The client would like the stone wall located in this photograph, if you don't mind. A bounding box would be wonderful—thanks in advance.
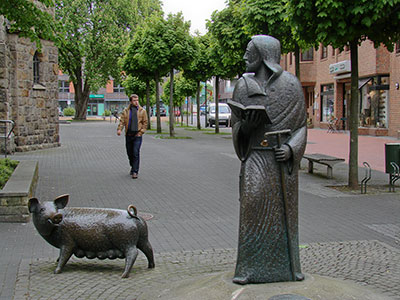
[0,15,60,153]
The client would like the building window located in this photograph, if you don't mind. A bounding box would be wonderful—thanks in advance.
[113,82,124,93]
[59,80,70,93]
[289,53,293,65]
[301,47,313,61]
[320,84,334,122]
[321,46,327,59]
[344,45,350,52]
[332,46,336,57]
[396,41,400,54]
[33,52,40,84]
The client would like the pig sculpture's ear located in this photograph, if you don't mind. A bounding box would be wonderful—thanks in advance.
[28,198,40,213]
[54,194,69,209]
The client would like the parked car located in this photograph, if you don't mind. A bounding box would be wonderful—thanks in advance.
[153,103,167,116]
[206,103,231,127]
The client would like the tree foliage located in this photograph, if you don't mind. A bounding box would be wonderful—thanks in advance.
[0,0,55,48]
[183,35,214,129]
[55,0,161,119]
[207,3,250,79]
[162,72,197,107]
[288,0,400,51]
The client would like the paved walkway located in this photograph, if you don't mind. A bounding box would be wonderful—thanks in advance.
[0,121,399,299]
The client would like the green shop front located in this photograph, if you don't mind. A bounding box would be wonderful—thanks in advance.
[87,94,105,116]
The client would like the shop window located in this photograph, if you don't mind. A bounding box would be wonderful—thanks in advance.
[396,41,400,54]
[320,84,334,122]
[59,80,70,93]
[301,47,314,61]
[113,82,124,93]
[359,76,389,128]
[320,46,327,59]
[33,52,40,84]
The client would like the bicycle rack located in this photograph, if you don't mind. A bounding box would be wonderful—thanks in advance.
[389,162,400,192]
[0,120,15,158]
[361,162,371,194]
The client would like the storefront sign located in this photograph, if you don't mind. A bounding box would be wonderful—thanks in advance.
[329,60,351,74]
[89,94,104,98]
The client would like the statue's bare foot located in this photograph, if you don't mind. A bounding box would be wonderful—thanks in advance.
[295,272,305,281]
[233,276,249,285]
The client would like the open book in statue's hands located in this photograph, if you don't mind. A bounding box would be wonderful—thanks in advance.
[227,100,271,124]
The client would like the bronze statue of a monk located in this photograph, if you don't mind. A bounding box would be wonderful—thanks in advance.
[229,35,307,285]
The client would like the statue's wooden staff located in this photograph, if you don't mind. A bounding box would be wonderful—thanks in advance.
[263,128,295,281]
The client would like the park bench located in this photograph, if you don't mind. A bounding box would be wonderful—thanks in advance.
[303,153,345,179]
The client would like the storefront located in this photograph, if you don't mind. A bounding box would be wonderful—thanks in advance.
[359,75,389,129]
[87,95,105,116]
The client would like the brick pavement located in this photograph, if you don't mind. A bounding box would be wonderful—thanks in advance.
[0,121,399,299]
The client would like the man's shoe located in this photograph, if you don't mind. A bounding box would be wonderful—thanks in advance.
[132,173,138,179]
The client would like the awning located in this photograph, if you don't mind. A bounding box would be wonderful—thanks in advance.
[358,77,372,89]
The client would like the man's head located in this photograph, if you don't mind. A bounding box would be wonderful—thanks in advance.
[130,94,139,107]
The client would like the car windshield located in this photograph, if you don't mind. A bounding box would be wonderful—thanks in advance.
[210,106,230,113]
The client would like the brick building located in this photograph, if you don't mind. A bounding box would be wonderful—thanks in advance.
[282,40,400,137]
[58,76,129,116]
[0,13,60,152]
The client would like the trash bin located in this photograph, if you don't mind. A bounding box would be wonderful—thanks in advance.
[385,143,400,173]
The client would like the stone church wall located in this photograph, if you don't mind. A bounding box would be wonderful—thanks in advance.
[0,15,60,153]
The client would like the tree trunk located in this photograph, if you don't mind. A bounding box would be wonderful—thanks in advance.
[294,43,300,80]
[215,75,220,134]
[73,69,90,120]
[348,40,359,189]
[186,97,189,126]
[169,68,175,137]
[146,79,151,130]
[204,82,208,128]
[155,71,162,133]
[181,103,184,126]
[196,81,201,130]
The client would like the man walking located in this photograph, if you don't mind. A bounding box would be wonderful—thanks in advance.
[117,94,148,179]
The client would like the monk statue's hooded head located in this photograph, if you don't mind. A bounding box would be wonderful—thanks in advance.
[245,35,283,75]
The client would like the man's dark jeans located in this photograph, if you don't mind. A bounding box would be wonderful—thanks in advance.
[125,135,142,174]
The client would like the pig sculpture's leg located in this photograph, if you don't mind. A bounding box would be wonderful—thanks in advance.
[55,246,73,274]
[138,240,155,268]
[121,247,138,278]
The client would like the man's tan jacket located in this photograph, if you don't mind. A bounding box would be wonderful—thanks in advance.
[117,105,148,136]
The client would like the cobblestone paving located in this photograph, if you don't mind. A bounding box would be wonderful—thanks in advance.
[14,240,399,300]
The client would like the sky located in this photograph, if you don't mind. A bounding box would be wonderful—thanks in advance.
[161,0,228,35]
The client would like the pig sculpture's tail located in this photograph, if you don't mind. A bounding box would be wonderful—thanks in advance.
[127,205,140,219]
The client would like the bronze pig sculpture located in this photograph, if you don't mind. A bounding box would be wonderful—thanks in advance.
[28,194,155,278]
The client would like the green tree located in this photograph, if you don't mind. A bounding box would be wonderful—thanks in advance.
[122,13,168,133]
[55,0,161,120]
[207,4,250,133]
[0,0,55,47]
[184,35,214,129]
[159,13,196,137]
[240,0,304,78]
[162,72,197,126]
[121,24,157,130]
[287,0,400,188]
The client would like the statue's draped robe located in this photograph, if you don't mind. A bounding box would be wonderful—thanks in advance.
[231,68,307,283]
